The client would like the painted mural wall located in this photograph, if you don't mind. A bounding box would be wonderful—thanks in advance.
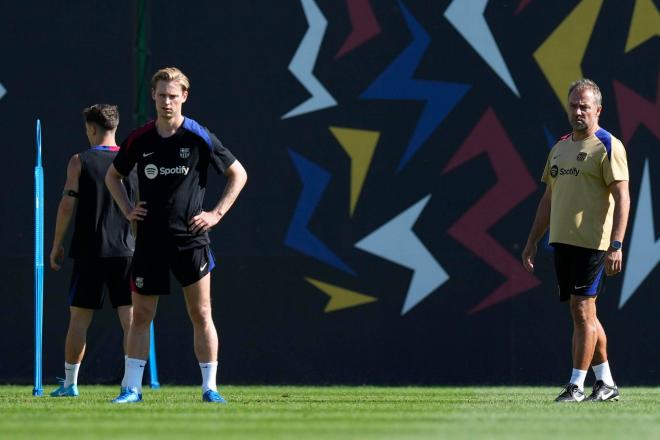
[0,0,658,384]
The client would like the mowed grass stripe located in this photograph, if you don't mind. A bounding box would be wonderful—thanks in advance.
[1,386,660,440]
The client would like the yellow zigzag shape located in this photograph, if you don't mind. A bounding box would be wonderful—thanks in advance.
[329,126,379,216]
[625,0,660,53]
[305,277,377,312]
[533,0,604,109]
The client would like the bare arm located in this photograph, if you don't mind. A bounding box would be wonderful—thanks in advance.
[105,164,147,221]
[605,180,630,276]
[189,160,248,234]
[521,184,552,272]
[50,155,81,270]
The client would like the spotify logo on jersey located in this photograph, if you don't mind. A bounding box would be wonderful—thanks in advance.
[143,164,190,180]
[144,164,158,179]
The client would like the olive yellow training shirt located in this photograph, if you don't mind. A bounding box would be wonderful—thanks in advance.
[542,128,629,251]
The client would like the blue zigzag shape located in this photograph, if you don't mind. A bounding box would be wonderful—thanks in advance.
[543,127,556,148]
[285,149,355,275]
[361,0,470,173]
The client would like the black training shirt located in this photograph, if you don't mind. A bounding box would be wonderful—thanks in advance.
[70,146,136,258]
[113,118,236,250]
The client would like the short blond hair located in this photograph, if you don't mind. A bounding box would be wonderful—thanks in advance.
[568,78,602,106]
[151,67,190,92]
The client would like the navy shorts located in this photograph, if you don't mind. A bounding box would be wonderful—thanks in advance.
[130,245,216,296]
[68,257,132,309]
[552,243,606,302]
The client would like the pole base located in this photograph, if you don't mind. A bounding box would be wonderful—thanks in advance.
[32,388,44,397]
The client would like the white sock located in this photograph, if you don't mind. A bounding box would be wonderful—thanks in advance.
[64,362,80,387]
[121,355,128,388]
[199,361,218,393]
[569,368,588,390]
[592,361,614,386]
[123,357,147,393]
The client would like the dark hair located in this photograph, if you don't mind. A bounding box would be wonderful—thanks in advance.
[82,104,119,130]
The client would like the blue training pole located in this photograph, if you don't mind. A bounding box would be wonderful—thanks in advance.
[33,119,44,396]
[149,322,160,388]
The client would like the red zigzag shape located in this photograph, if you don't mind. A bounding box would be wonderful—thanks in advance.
[443,108,540,313]
[336,0,381,59]
[613,73,660,144]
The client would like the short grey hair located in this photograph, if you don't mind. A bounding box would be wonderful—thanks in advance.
[568,78,602,106]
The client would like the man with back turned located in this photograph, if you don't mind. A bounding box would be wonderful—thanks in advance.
[49,104,136,396]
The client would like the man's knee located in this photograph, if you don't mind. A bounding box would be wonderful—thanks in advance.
[188,303,213,327]
[132,299,156,327]
[68,319,91,334]
[570,297,596,328]
[68,307,93,332]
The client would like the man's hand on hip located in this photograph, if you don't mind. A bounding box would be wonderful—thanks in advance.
[189,211,222,235]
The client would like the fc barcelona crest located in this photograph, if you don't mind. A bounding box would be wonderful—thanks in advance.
[180,147,190,159]
[576,152,587,161]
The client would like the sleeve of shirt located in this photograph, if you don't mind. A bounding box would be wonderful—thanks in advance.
[113,136,138,177]
[206,129,236,174]
[602,138,629,185]
[541,149,552,184]
[123,168,139,204]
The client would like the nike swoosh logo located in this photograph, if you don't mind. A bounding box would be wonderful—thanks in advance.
[574,284,590,290]
[142,152,155,157]
[601,390,614,399]
[200,262,208,271]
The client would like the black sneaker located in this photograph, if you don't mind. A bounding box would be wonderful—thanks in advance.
[555,383,585,402]
[585,380,619,402]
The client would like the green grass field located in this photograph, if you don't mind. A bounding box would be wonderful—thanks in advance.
[1,386,660,439]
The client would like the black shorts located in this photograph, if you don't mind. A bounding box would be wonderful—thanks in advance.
[130,245,215,295]
[68,257,132,309]
[552,243,606,302]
